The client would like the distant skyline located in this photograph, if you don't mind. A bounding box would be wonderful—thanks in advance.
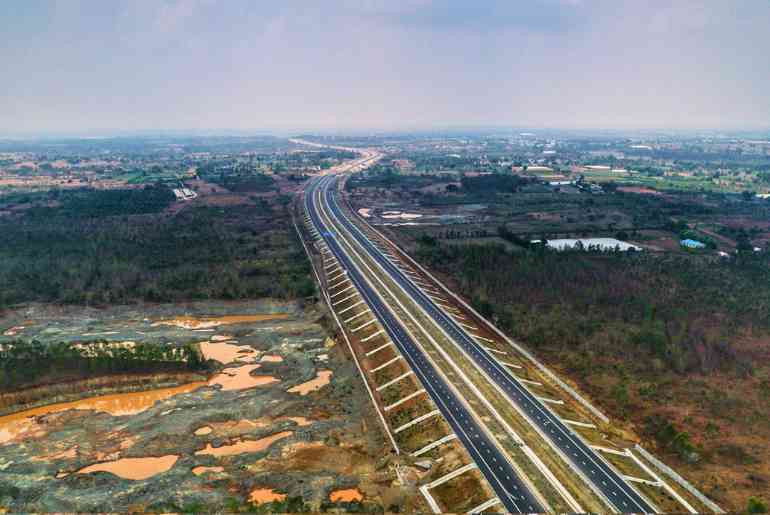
[3,0,770,136]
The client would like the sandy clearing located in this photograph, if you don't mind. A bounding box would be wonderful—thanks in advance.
[330,488,364,503]
[0,382,206,444]
[74,455,179,480]
[287,370,332,396]
[199,341,257,364]
[195,431,293,457]
[208,364,278,391]
[249,488,287,504]
[192,465,224,476]
[152,314,289,330]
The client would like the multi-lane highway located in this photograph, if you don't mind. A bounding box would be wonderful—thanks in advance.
[305,175,544,514]
[289,138,382,174]
[308,171,655,513]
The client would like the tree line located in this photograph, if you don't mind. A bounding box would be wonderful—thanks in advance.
[0,200,315,308]
[0,340,207,392]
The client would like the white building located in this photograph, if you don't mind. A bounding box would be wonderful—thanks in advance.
[537,238,642,252]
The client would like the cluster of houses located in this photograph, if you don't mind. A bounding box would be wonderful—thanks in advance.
[172,187,197,201]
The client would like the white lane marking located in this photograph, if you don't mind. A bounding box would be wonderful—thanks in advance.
[385,389,427,411]
[563,419,596,429]
[467,497,501,514]
[411,433,458,457]
[332,292,359,306]
[351,318,377,333]
[375,371,415,392]
[330,284,355,298]
[361,329,386,342]
[393,409,440,433]
[343,309,371,324]
[338,299,365,314]
[328,277,350,289]
[370,355,403,373]
[424,462,477,489]
[535,396,564,405]
[513,376,542,387]
[365,340,394,357]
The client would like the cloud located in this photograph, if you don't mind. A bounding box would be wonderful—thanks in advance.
[1,0,769,134]
[152,0,205,32]
[362,0,588,32]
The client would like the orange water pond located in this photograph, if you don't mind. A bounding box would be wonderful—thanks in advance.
[74,455,179,480]
[250,488,287,504]
[287,370,332,395]
[195,431,293,457]
[208,364,278,391]
[0,382,205,444]
[330,488,363,502]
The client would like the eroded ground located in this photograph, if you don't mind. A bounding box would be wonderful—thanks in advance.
[0,300,408,511]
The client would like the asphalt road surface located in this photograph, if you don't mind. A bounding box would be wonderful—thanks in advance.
[305,175,544,514]
[320,175,654,514]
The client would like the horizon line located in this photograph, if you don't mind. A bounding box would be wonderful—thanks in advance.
[2,124,770,141]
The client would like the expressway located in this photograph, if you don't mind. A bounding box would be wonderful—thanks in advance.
[316,174,655,514]
[305,175,544,514]
[289,138,382,174]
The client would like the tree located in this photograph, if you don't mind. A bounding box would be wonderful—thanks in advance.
[748,497,768,514]
[417,234,437,247]
[736,235,753,253]
[472,295,494,318]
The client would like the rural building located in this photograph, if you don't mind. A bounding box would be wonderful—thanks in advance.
[536,238,642,252]
[680,239,706,249]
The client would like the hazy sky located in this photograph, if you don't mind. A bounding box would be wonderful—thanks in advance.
[2,0,770,135]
